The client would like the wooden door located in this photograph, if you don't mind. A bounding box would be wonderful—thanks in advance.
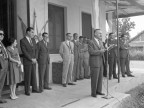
[48,4,65,53]
[82,12,92,39]
[0,0,17,47]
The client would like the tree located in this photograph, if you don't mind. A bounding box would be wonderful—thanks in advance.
[112,18,135,38]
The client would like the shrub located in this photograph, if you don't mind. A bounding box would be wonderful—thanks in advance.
[129,49,144,60]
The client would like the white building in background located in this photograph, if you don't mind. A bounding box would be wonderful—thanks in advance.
[1,0,143,83]
[16,0,109,83]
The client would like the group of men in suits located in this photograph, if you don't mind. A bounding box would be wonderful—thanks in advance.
[103,32,134,80]
[59,33,91,87]
[0,27,134,102]
[20,27,52,96]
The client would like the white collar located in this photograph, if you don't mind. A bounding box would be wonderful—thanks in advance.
[94,37,99,45]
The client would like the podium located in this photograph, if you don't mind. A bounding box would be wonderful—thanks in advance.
[52,62,63,84]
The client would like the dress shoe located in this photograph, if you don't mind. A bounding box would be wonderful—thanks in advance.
[91,94,97,98]
[85,76,90,79]
[44,87,52,90]
[10,94,17,100]
[62,84,67,87]
[127,74,134,77]
[122,75,125,77]
[32,90,40,93]
[0,99,7,103]
[68,83,76,85]
[97,92,105,95]
[74,80,77,82]
[113,76,118,79]
[25,92,30,96]
[79,78,84,80]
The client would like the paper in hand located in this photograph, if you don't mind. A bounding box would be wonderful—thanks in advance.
[107,44,116,51]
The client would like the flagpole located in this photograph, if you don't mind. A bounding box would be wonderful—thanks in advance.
[116,0,120,83]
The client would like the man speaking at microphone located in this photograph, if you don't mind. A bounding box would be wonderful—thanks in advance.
[88,29,105,98]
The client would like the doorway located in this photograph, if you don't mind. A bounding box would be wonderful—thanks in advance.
[82,12,92,39]
[0,0,17,94]
[48,4,65,53]
[0,0,17,47]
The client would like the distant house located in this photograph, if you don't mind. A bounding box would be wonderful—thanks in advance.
[129,30,144,51]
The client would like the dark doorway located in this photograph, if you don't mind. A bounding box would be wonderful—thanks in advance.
[0,0,17,47]
[82,12,92,39]
[48,4,65,53]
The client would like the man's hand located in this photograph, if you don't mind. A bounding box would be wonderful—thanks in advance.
[31,58,37,64]
[100,49,106,53]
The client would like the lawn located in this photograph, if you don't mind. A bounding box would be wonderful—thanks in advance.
[119,83,144,108]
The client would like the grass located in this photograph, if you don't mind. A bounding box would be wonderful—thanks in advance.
[118,83,144,108]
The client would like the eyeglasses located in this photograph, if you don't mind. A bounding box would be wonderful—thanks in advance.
[0,33,4,36]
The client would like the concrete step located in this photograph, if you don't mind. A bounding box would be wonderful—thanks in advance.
[63,92,130,108]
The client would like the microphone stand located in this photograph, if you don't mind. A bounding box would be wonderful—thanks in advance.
[102,39,113,99]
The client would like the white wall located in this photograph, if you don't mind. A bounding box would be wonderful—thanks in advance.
[22,0,107,83]
[99,0,106,41]
[29,0,96,36]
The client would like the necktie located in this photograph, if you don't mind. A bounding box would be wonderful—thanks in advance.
[45,41,47,47]
[69,42,73,54]
[29,38,33,46]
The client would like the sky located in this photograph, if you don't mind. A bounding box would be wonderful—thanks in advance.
[129,15,144,38]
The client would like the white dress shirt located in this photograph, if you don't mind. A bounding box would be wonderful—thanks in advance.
[94,37,100,46]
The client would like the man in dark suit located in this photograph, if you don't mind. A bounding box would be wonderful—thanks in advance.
[107,33,118,80]
[88,29,105,97]
[119,34,134,77]
[36,32,52,92]
[20,27,39,96]
[72,33,79,82]
[0,28,8,103]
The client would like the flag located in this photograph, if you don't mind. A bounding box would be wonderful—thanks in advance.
[18,16,27,37]
[40,20,49,33]
[33,10,39,36]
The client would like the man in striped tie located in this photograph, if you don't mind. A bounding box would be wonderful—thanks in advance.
[59,33,75,87]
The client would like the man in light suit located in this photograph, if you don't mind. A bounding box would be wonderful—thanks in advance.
[36,32,52,93]
[88,29,105,97]
[119,34,134,77]
[72,33,79,82]
[0,28,8,103]
[20,27,39,96]
[59,33,75,87]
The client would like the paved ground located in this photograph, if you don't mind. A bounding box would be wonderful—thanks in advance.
[0,61,144,108]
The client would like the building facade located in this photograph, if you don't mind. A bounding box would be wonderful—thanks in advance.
[1,0,111,83]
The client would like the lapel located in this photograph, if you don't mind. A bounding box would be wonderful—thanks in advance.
[24,37,33,49]
[73,40,79,47]
[92,38,101,49]
[65,41,70,49]
[42,40,48,50]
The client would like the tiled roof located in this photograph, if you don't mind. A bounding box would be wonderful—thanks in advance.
[129,30,144,43]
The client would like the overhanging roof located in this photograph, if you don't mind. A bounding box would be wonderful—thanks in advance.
[102,0,144,18]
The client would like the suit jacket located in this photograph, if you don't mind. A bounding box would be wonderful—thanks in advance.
[59,41,74,60]
[119,39,129,58]
[36,40,50,64]
[20,37,37,65]
[72,40,79,59]
[88,38,104,68]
